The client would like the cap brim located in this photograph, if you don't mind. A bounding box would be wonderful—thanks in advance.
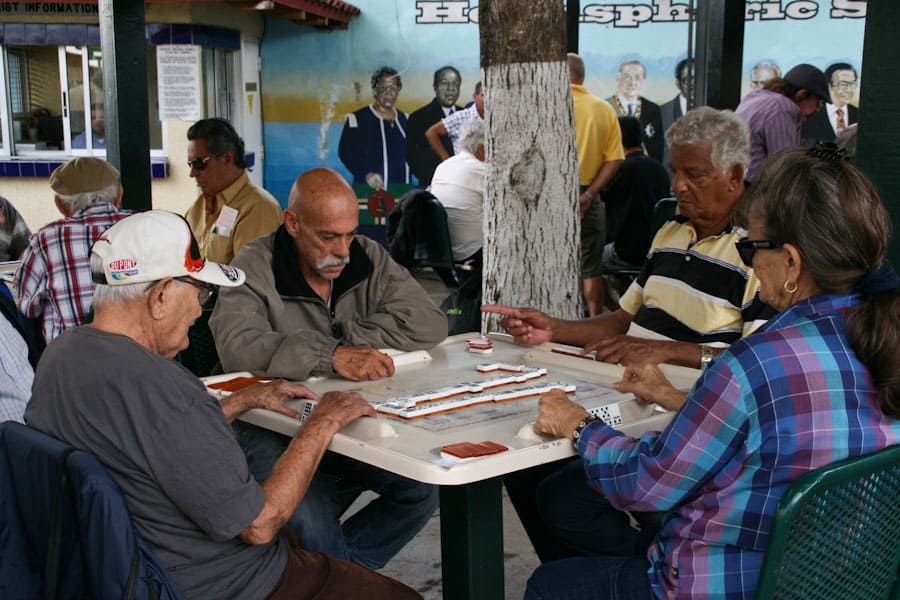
[189,261,245,287]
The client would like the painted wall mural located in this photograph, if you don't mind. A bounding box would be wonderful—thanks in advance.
[260,0,866,203]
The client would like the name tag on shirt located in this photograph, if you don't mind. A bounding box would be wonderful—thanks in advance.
[212,205,239,237]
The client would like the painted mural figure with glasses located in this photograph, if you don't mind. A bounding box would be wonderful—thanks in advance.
[339,66,411,185]
[524,144,900,600]
[184,117,283,265]
[801,62,860,145]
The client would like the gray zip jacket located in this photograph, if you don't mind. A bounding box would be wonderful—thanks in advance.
[210,226,447,380]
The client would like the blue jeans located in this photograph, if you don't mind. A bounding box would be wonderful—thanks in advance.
[537,459,663,557]
[233,422,438,569]
[525,556,655,600]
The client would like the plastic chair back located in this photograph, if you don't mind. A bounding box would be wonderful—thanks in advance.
[755,444,900,600]
[0,421,184,600]
[649,197,677,238]
[414,196,463,289]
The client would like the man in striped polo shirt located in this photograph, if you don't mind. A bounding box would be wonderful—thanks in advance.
[485,106,774,372]
[483,107,777,563]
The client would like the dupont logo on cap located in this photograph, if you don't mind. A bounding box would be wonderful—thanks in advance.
[109,258,139,281]
[90,210,246,289]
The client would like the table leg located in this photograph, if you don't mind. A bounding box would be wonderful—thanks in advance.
[439,478,504,600]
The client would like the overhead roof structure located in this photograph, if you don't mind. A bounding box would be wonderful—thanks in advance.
[187,0,361,29]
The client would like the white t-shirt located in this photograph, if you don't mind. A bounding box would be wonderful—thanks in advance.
[429,151,485,261]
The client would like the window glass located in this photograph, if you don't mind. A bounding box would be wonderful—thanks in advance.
[6,45,62,151]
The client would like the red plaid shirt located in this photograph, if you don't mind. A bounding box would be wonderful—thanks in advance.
[16,203,130,342]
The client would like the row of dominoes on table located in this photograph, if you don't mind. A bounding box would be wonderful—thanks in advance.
[375,363,577,419]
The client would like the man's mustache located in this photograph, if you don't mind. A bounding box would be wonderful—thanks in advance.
[317,255,350,269]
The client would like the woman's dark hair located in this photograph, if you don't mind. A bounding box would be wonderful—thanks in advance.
[186,118,246,169]
[748,147,900,416]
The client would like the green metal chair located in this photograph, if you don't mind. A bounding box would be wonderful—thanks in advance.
[755,444,900,600]
[413,195,479,291]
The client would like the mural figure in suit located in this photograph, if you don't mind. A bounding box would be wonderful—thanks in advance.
[406,66,463,186]
[606,60,664,163]
[660,58,693,167]
[801,62,859,146]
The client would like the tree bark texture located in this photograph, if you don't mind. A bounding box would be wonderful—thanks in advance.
[480,0,582,332]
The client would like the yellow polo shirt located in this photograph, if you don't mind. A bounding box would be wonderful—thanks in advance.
[571,84,625,187]
[185,171,283,264]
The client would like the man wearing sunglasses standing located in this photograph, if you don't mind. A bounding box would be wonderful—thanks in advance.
[185,118,282,265]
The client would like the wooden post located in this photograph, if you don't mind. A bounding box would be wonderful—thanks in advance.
[480,0,582,331]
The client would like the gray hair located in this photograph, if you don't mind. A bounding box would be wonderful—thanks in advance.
[459,118,485,156]
[665,106,750,173]
[89,252,149,307]
[56,182,119,214]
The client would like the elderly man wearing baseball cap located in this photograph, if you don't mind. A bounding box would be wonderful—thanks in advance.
[16,157,131,345]
[25,210,422,600]
[736,62,831,181]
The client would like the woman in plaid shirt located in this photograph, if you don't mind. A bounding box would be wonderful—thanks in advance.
[525,146,900,600]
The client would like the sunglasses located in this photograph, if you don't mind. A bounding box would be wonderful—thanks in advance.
[175,277,216,305]
[735,238,783,267]
[187,156,212,171]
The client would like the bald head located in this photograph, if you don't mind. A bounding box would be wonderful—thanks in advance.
[284,168,359,288]
[567,53,585,84]
[288,167,356,216]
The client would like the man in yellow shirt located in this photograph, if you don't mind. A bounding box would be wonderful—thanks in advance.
[568,53,625,316]
[185,118,282,264]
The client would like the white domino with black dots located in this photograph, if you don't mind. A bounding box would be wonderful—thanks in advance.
[589,403,623,427]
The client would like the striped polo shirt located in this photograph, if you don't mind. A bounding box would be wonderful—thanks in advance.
[620,216,774,346]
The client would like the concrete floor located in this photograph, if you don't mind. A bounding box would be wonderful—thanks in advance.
[360,488,540,599]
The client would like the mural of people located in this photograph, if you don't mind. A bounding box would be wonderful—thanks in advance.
[605,60,664,162]
[660,58,693,165]
[801,62,859,145]
[406,66,463,186]
[338,66,411,185]
[749,60,782,90]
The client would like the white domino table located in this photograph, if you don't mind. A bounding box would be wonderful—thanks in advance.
[207,333,702,600]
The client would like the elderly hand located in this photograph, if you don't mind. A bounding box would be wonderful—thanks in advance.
[304,390,375,434]
[481,304,554,346]
[332,346,395,381]
[612,363,687,411]
[583,335,672,366]
[534,389,590,440]
[228,380,320,420]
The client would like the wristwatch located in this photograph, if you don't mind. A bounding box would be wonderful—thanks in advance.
[572,414,605,442]
[700,345,715,369]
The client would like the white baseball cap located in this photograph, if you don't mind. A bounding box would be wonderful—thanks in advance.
[91,210,246,287]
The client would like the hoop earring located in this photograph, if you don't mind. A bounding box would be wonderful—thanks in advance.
[783,280,798,294]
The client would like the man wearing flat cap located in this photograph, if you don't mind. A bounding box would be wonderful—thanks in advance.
[736,63,830,181]
[26,210,420,599]
[16,157,130,343]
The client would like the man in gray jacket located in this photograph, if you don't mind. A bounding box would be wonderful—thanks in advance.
[210,167,446,569]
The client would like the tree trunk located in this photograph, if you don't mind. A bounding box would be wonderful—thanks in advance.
[480,0,582,332]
